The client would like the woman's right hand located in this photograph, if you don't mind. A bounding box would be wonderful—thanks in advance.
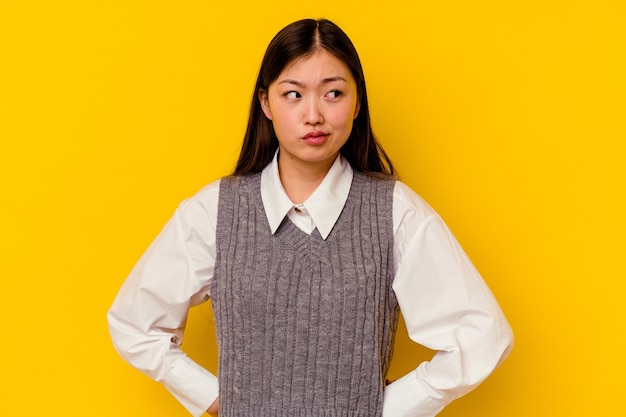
[207,397,219,416]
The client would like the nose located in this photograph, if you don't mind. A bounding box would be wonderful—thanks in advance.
[304,97,324,126]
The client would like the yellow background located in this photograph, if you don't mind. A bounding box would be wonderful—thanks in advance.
[2,0,625,415]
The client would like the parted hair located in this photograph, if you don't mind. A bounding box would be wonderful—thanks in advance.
[233,18,396,176]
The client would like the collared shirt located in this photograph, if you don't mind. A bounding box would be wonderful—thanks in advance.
[108,153,513,417]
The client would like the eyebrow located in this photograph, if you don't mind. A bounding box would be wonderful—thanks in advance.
[277,76,348,87]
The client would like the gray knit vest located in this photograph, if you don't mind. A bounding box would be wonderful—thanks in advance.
[212,171,399,417]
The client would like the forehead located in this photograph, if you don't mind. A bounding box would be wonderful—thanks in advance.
[277,50,354,82]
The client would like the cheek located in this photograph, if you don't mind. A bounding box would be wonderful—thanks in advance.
[271,112,298,130]
[268,108,300,139]
[328,104,357,128]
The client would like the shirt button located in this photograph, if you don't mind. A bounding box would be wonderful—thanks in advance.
[294,207,302,214]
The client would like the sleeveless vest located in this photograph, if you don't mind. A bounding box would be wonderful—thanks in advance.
[212,171,399,417]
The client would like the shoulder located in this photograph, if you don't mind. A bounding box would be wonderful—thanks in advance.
[392,181,438,224]
[177,173,261,209]
[353,171,395,183]
[178,173,262,216]
[214,173,262,192]
[178,179,221,211]
[174,179,222,231]
[352,172,397,194]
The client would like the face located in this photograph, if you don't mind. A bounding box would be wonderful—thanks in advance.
[259,50,360,173]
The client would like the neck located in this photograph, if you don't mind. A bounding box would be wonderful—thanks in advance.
[278,154,336,204]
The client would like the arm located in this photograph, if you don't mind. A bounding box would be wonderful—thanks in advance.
[107,181,222,416]
[382,182,513,417]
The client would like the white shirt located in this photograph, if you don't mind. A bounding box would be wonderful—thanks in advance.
[108,154,513,417]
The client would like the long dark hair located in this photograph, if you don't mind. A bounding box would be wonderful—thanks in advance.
[234,18,395,176]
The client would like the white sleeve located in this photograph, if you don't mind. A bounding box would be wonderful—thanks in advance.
[382,182,513,417]
[107,180,221,416]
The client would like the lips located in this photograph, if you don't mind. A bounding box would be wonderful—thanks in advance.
[303,131,328,139]
[302,131,329,145]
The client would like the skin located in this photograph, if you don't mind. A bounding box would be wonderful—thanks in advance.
[259,50,360,203]
[207,398,218,415]
[206,50,360,415]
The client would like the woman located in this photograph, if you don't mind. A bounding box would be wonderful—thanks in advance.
[108,18,513,417]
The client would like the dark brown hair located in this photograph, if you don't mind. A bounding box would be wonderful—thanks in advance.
[233,18,395,176]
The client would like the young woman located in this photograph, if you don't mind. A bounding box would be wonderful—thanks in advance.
[108,18,513,417]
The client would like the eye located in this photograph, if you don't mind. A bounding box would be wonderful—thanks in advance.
[284,91,301,99]
[326,90,343,99]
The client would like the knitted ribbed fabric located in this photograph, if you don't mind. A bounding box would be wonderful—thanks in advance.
[212,171,399,417]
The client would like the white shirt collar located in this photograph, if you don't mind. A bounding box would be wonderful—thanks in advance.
[260,151,353,240]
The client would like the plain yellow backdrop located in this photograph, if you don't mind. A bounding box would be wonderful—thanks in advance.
[1,0,625,416]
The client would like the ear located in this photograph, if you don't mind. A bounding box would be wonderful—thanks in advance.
[259,89,272,120]
[353,97,361,120]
